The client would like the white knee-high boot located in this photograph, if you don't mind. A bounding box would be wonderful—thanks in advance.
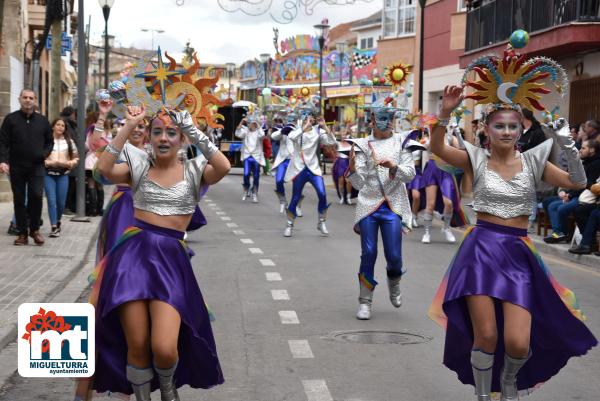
[126,365,154,401]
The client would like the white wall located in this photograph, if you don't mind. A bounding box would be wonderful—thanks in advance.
[356,27,381,49]
[10,57,24,112]
[423,64,464,114]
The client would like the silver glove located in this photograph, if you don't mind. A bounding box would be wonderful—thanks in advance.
[168,109,218,159]
[542,118,586,186]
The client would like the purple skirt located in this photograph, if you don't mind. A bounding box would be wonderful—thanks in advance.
[187,205,207,231]
[406,165,424,191]
[91,219,224,395]
[429,220,597,395]
[96,186,134,264]
[419,161,468,227]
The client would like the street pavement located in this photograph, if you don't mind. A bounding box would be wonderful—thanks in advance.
[0,173,599,400]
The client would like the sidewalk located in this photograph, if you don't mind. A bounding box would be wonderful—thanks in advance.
[0,199,101,353]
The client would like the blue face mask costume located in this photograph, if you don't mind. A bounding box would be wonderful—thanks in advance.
[373,108,396,132]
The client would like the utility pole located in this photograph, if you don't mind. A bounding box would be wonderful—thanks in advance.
[49,18,62,120]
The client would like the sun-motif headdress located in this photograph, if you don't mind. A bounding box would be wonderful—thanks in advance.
[108,47,231,129]
[462,30,568,121]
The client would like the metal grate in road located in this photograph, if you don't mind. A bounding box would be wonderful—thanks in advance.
[326,330,432,345]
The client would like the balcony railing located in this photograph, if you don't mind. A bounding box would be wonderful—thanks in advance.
[465,0,600,51]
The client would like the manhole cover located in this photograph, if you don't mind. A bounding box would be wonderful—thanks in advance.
[326,330,432,345]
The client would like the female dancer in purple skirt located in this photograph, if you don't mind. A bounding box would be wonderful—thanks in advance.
[428,43,597,400]
[420,126,467,244]
[78,105,230,401]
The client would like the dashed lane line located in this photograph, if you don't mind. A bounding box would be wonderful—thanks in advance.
[288,340,314,358]
[240,238,254,244]
[279,310,300,324]
[232,230,246,235]
[259,259,275,266]
[248,247,263,254]
[302,380,333,401]
[220,216,232,221]
[266,272,282,281]
[226,223,239,228]
[271,289,290,300]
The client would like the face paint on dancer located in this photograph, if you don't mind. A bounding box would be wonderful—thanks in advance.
[484,109,522,150]
[150,114,184,158]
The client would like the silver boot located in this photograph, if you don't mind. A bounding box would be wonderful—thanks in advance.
[471,349,494,401]
[126,365,154,401]
[387,276,402,308]
[421,212,433,244]
[275,191,287,214]
[283,219,294,237]
[317,212,329,236]
[500,352,530,401]
[155,362,180,401]
[356,282,373,320]
[296,195,304,217]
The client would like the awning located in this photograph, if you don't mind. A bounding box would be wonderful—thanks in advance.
[325,85,361,98]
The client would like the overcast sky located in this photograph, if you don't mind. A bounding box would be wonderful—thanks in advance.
[85,0,381,64]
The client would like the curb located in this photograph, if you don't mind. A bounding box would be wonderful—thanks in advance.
[0,227,98,353]
[529,236,600,273]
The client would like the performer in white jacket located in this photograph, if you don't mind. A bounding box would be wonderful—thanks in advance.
[271,111,297,213]
[235,116,265,203]
[283,107,337,237]
[347,106,416,320]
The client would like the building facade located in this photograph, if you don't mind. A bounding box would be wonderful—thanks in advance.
[461,0,600,124]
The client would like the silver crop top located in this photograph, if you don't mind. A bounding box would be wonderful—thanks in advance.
[122,145,207,215]
[463,139,553,219]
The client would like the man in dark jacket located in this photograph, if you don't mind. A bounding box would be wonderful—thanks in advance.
[518,108,546,152]
[0,89,53,245]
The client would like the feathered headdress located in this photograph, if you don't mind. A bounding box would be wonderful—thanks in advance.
[462,30,568,118]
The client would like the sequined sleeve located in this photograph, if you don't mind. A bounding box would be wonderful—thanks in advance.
[391,147,416,184]
[347,149,367,190]
[186,155,209,202]
[123,143,150,191]
[522,138,553,187]
[463,141,487,185]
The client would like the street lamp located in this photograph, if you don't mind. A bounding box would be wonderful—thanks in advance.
[259,53,270,113]
[141,28,165,50]
[336,41,348,87]
[418,0,426,111]
[98,0,115,89]
[259,53,270,89]
[226,62,236,100]
[314,21,330,116]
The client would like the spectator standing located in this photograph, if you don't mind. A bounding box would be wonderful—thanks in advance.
[0,89,53,245]
[569,178,600,255]
[85,102,112,216]
[60,106,78,214]
[584,120,599,142]
[518,108,546,151]
[44,119,79,237]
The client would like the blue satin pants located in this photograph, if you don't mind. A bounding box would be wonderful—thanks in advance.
[243,156,261,191]
[275,159,290,196]
[358,202,404,289]
[287,167,329,218]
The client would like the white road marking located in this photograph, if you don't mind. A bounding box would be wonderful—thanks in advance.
[266,272,282,281]
[279,310,299,324]
[226,223,239,228]
[288,340,314,358]
[240,238,254,244]
[271,289,290,300]
[302,380,333,401]
[220,216,232,221]
[248,247,263,254]
[232,230,246,235]
[259,259,275,266]
[216,211,226,215]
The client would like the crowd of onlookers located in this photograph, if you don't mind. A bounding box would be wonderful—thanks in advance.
[0,89,126,245]
[1,89,599,256]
